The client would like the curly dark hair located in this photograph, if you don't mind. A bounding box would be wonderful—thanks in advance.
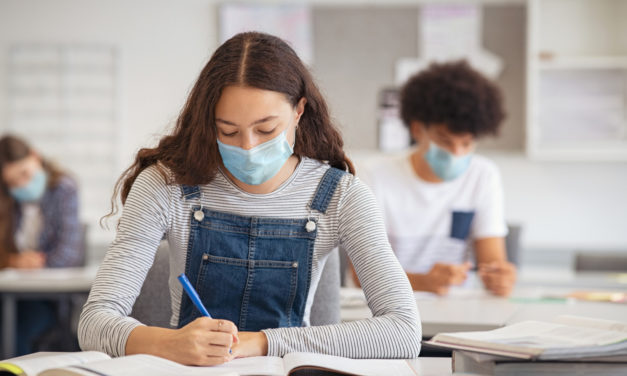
[400,60,505,137]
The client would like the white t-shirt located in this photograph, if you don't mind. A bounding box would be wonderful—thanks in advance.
[15,203,43,252]
[359,150,507,274]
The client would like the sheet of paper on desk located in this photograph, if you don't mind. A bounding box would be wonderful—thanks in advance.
[38,354,238,376]
[427,315,627,360]
[0,351,110,376]
[210,356,286,376]
[282,352,416,376]
[211,353,417,376]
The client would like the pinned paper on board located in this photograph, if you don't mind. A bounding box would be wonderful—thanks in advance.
[219,4,313,64]
[395,4,503,85]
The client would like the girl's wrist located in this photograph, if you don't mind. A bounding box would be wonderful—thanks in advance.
[258,331,269,356]
[234,331,269,357]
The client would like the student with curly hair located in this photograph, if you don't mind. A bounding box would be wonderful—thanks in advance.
[359,61,516,297]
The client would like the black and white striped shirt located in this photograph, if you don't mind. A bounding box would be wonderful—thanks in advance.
[78,157,421,358]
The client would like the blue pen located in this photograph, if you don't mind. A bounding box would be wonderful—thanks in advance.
[177,273,212,318]
[178,273,234,354]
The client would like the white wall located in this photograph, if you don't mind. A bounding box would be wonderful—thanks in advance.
[0,0,219,244]
[487,152,627,251]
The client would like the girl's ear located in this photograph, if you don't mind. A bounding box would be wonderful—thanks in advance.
[295,97,307,121]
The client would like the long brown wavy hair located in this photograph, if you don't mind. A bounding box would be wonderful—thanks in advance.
[106,32,354,221]
[0,134,65,268]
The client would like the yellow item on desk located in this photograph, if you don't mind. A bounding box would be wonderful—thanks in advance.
[567,291,627,303]
[0,352,109,376]
[0,362,24,375]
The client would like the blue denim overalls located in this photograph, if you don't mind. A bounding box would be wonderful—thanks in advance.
[177,167,346,331]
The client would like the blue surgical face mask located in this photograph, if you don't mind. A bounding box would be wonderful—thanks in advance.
[217,129,294,185]
[10,169,48,202]
[424,142,472,181]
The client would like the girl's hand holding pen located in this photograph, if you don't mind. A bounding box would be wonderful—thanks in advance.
[169,273,239,365]
[125,318,239,366]
[166,317,239,366]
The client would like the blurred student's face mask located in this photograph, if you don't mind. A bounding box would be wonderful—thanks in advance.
[217,129,294,185]
[10,169,48,202]
[424,142,472,181]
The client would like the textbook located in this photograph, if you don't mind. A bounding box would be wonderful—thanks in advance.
[452,350,627,376]
[423,315,627,361]
[0,351,417,376]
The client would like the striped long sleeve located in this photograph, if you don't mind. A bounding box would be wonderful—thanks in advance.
[78,159,421,359]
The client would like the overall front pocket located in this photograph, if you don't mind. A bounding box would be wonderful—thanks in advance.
[196,253,299,331]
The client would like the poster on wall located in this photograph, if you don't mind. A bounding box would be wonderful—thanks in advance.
[219,4,313,64]
[396,4,503,85]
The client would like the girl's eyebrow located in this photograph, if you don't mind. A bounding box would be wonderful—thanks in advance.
[215,115,278,127]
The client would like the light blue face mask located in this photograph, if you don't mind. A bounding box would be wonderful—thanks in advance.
[217,129,294,185]
[10,169,48,202]
[424,142,472,181]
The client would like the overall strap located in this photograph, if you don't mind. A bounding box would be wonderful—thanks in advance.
[309,167,347,214]
[181,185,201,200]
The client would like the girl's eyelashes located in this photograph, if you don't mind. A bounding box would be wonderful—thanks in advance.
[258,127,277,135]
[218,126,278,137]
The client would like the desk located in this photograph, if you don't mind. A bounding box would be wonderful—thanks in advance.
[408,357,452,375]
[341,270,627,338]
[5,352,453,375]
[0,266,98,358]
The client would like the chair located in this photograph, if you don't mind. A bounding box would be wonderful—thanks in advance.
[505,224,522,266]
[310,248,341,325]
[32,223,91,353]
[574,251,627,272]
[130,242,341,327]
[130,241,172,327]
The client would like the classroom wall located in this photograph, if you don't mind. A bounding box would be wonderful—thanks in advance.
[0,0,625,257]
[312,4,527,151]
[0,0,219,244]
[489,152,627,252]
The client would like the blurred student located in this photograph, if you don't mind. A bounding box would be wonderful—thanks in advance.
[359,61,516,297]
[0,134,83,355]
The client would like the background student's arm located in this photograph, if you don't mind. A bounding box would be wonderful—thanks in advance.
[407,263,472,295]
[78,166,238,366]
[351,261,471,295]
[471,163,516,297]
[475,237,516,296]
[7,250,46,268]
[261,176,421,359]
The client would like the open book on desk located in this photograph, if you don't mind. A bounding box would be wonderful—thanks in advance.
[452,350,627,376]
[0,351,417,376]
[423,315,627,361]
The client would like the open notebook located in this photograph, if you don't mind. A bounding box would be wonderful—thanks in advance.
[0,351,417,376]
[424,315,627,361]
